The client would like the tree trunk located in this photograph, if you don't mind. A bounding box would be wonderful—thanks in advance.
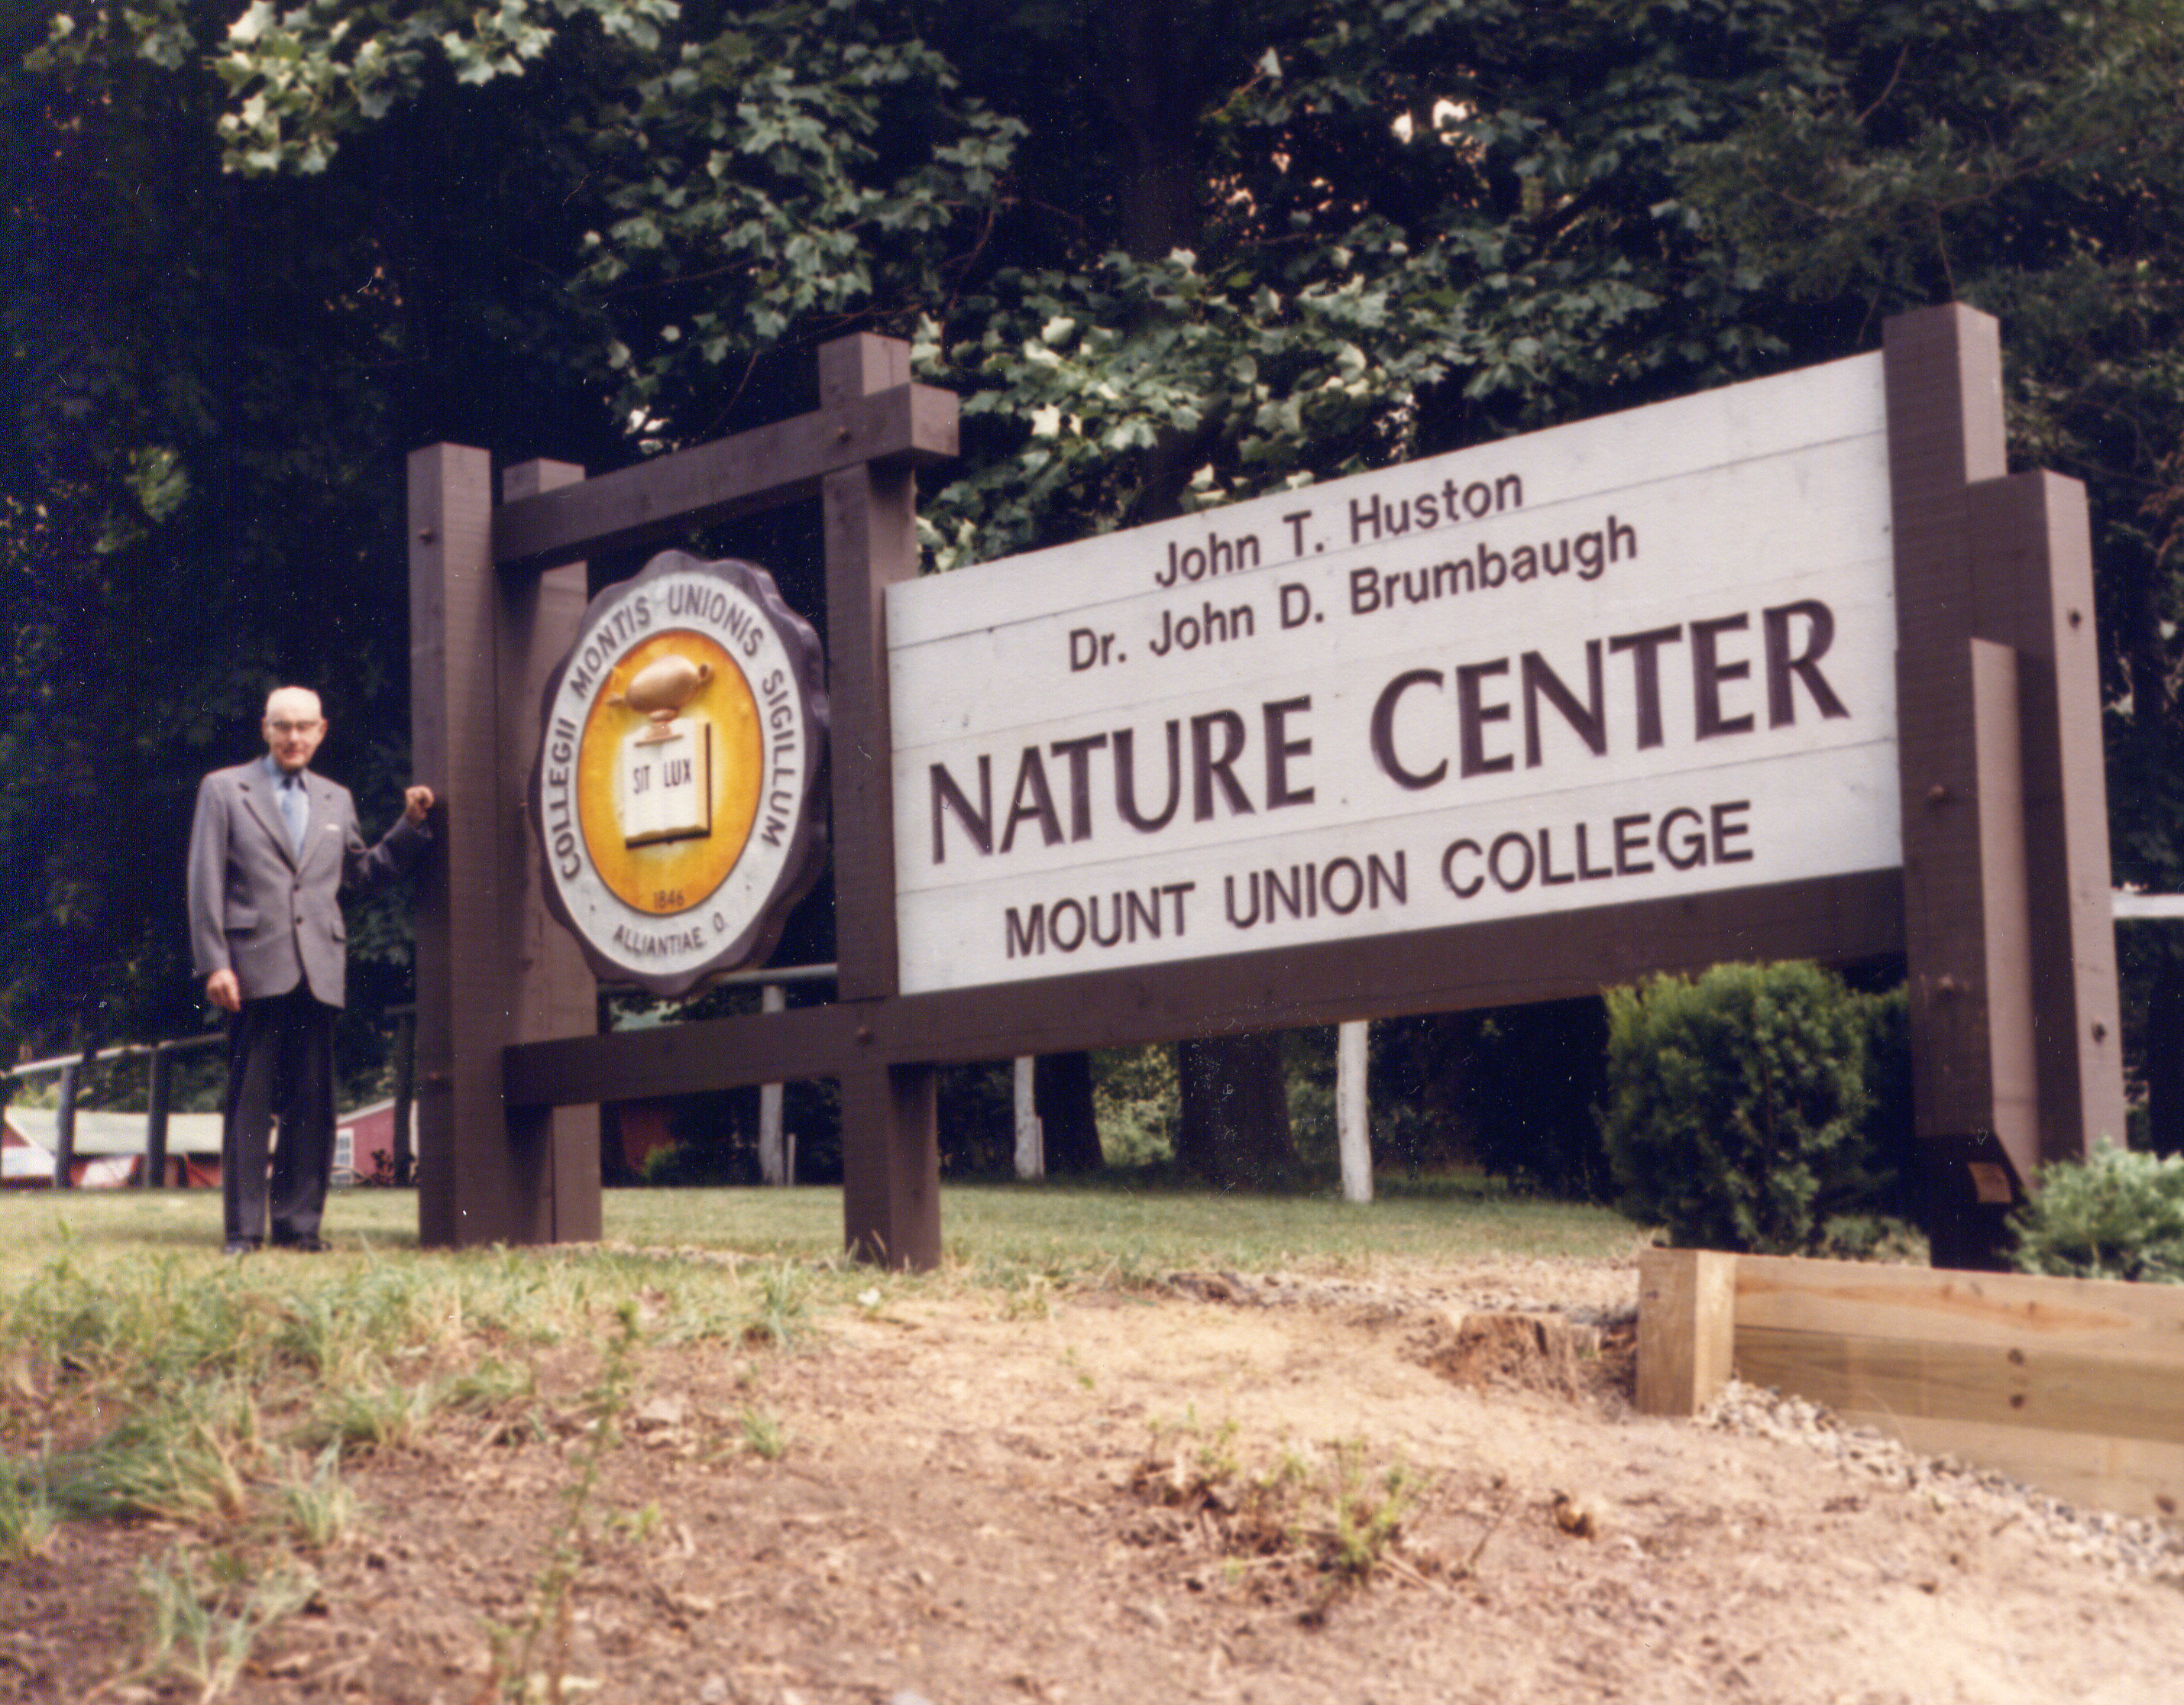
[1176,1032,1296,1187]
[986,0,1291,1184]
[1094,0,1210,267]
[1035,1051,1104,1173]
[1088,1,1297,1184]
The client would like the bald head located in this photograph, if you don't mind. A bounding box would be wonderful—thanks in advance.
[265,686,322,723]
[263,686,327,773]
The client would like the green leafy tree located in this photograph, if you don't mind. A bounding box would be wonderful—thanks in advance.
[8,0,2184,1161]
[1672,0,2184,1150]
[1459,998,1615,1203]
[3,0,642,1079]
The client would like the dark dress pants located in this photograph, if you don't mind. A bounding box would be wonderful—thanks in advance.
[222,986,337,1245]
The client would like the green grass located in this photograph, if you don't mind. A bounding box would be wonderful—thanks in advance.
[0,1176,1642,1286]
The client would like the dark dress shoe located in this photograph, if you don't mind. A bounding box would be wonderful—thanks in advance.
[223,1240,260,1257]
[273,1234,329,1253]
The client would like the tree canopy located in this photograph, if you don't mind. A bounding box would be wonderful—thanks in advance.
[7,0,2182,1132]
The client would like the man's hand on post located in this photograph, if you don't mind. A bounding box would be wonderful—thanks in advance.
[403,785,435,825]
[206,969,241,1013]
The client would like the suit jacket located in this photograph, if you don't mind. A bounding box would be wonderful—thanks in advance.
[187,760,429,1009]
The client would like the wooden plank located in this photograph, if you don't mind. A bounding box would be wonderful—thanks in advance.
[877,867,1905,1066]
[1636,1248,1737,1416]
[1727,1256,2184,1517]
[504,1001,868,1108]
[1733,1253,2184,1354]
[821,339,918,1005]
[502,867,1904,1103]
[841,1061,940,1270]
[411,442,533,1247]
[493,383,957,571]
[1863,1413,2184,1522]
[1969,637,2039,1180]
[1736,1325,2184,1447]
[1884,306,2010,1140]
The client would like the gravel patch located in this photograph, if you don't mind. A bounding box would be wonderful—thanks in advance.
[1700,1378,2184,1582]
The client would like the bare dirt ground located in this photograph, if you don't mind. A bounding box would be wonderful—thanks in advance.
[7,1254,2182,1703]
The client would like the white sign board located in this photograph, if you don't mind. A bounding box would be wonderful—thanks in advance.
[888,354,1899,995]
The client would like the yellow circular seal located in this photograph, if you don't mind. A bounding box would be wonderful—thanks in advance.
[574,630,763,915]
[532,552,830,995]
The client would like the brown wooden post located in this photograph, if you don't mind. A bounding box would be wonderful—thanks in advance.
[1884,304,2124,1267]
[53,1057,79,1189]
[410,444,501,1245]
[1636,1248,1737,1417]
[498,459,603,1241]
[144,1041,172,1189]
[1885,306,2020,1267]
[390,1007,416,1186]
[821,334,940,1269]
[409,447,602,1247]
[1966,474,2128,1163]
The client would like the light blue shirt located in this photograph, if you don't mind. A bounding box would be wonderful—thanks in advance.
[261,755,309,855]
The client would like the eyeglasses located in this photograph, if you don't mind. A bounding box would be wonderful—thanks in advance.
[267,720,323,736]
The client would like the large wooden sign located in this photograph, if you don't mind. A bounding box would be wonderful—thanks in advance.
[891,357,1899,993]
[414,306,2126,1273]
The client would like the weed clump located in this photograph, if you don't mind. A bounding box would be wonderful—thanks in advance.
[1128,1418,1432,1601]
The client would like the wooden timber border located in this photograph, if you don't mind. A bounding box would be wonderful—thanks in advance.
[1636,1247,2184,1520]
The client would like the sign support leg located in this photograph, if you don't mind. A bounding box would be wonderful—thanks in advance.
[1966,473,2126,1166]
[1883,305,2125,1267]
[409,445,601,1247]
[820,334,941,1268]
[498,460,602,1242]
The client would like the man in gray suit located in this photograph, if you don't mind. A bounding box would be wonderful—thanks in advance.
[188,686,435,1253]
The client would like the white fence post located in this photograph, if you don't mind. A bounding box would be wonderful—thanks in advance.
[1337,1020,1371,1203]
[758,984,788,1185]
[1013,1056,1043,1179]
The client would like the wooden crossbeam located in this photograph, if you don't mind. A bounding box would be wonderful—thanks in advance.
[506,1001,870,1109]
[503,869,1905,1107]
[493,383,959,571]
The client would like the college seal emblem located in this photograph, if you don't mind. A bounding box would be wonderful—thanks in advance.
[531,551,829,995]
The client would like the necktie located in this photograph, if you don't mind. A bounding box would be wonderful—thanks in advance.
[278,775,308,854]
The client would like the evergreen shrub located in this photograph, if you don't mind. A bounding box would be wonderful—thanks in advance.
[2010,1144,2184,1283]
[1600,961,1901,1254]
